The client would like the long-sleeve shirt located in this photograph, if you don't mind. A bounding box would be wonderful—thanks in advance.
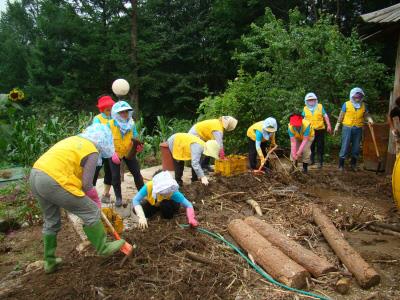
[167,136,204,178]
[80,152,98,192]
[132,184,193,208]
[255,130,276,151]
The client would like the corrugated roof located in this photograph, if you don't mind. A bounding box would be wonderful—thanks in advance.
[361,3,400,23]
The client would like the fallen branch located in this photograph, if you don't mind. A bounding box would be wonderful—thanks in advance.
[373,222,400,233]
[369,225,400,237]
[312,205,380,289]
[246,199,262,216]
[185,250,218,266]
[212,192,246,200]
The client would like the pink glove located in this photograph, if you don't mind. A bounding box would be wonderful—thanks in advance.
[186,207,199,227]
[219,148,225,159]
[111,152,121,165]
[290,137,297,160]
[86,188,101,209]
[136,143,144,153]
[296,137,309,157]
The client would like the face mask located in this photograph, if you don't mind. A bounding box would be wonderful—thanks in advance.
[307,100,317,107]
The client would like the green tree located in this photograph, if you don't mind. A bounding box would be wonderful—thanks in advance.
[200,8,390,152]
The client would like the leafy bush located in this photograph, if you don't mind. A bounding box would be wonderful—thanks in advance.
[8,112,92,166]
[0,177,42,226]
[199,9,390,154]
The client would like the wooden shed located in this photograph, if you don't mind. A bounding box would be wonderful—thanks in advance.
[361,3,400,174]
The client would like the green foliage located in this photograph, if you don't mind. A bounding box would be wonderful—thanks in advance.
[0,178,42,226]
[200,9,390,153]
[8,112,92,166]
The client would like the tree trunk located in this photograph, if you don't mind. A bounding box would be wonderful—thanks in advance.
[244,216,335,277]
[228,219,310,288]
[130,0,139,116]
[312,205,380,289]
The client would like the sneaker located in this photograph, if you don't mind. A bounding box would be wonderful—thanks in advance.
[338,166,344,172]
[101,194,111,204]
[318,163,323,169]
[115,198,123,207]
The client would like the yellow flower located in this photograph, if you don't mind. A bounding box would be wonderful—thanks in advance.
[8,88,25,102]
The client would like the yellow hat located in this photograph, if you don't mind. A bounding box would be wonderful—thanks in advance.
[203,140,220,159]
[221,116,238,131]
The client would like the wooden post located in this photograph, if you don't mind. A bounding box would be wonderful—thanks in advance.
[312,206,380,289]
[244,216,336,277]
[228,219,310,288]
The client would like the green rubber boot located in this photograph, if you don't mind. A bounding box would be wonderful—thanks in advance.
[43,234,62,274]
[83,220,125,256]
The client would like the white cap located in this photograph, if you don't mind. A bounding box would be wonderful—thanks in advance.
[305,92,317,101]
[112,79,130,96]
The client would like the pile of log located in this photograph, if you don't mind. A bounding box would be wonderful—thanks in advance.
[228,207,381,291]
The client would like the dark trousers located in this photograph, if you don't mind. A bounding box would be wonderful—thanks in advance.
[173,159,199,185]
[310,129,325,164]
[248,138,267,170]
[110,156,144,200]
[92,158,112,186]
[201,156,211,169]
[142,201,180,219]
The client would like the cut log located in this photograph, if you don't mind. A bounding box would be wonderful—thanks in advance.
[244,216,335,277]
[312,205,380,289]
[335,277,351,295]
[228,219,310,288]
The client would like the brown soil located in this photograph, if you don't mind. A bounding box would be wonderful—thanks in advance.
[1,164,400,299]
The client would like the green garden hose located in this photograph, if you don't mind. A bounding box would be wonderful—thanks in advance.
[180,224,330,300]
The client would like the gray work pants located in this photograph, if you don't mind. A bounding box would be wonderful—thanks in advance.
[29,169,100,235]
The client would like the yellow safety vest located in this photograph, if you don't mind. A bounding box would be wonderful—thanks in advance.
[109,119,133,158]
[33,136,98,197]
[145,181,172,207]
[247,121,264,141]
[194,119,224,141]
[303,104,325,130]
[342,101,366,128]
[94,113,110,125]
[288,119,315,140]
[172,133,205,161]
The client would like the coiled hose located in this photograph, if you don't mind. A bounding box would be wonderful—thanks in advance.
[180,224,330,300]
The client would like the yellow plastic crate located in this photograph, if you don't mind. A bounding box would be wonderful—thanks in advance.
[215,155,248,177]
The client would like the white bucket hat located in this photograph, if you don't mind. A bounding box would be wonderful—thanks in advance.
[203,140,220,159]
[221,116,238,131]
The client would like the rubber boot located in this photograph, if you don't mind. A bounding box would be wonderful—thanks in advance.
[83,220,125,256]
[43,234,62,274]
[338,158,345,172]
[350,157,357,172]
[302,163,308,173]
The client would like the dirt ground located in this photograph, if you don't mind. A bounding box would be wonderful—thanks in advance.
[1,164,400,300]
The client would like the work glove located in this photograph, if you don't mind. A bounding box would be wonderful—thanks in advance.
[326,124,332,134]
[201,176,209,186]
[136,143,144,153]
[134,205,148,229]
[111,152,121,165]
[219,148,226,160]
[186,207,199,227]
[333,123,341,136]
[367,117,374,125]
[86,188,101,209]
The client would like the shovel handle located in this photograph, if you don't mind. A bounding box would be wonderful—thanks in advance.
[101,211,121,240]
[368,123,380,159]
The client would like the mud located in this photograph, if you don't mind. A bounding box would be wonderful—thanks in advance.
[1,165,399,299]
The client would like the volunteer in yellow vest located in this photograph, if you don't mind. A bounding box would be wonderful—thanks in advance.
[188,116,238,172]
[92,95,115,203]
[302,92,332,169]
[247,117,278,170]
[288,114,315,173]
[108,101,144,207]
[29,124,125,274]
[334,87,373,171]
[387,96,400,156]
[131,170,198,229]
[167,133,220,186]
